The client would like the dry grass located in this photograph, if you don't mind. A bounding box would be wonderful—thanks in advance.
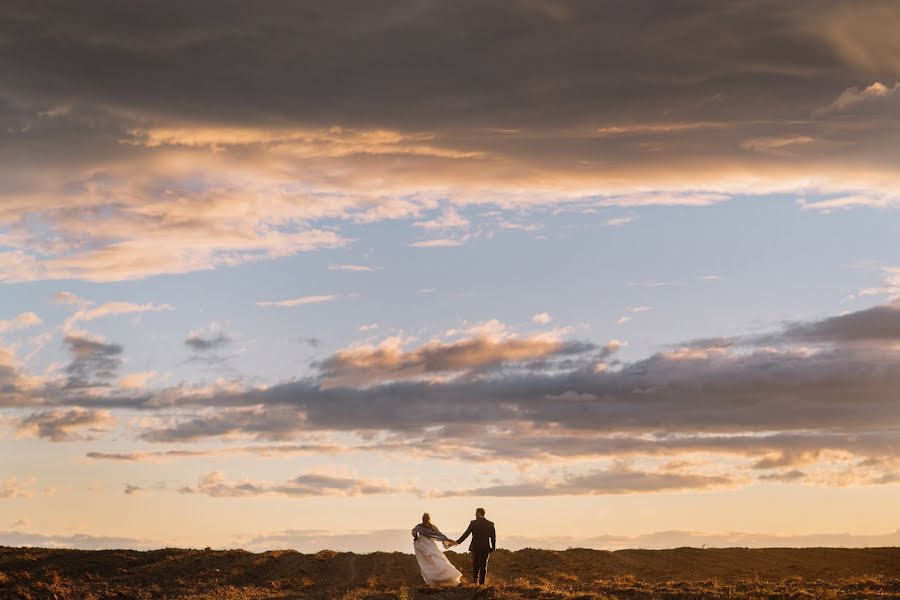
[0,546,898,599]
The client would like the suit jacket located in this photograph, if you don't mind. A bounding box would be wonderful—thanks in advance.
[457,517,496,552]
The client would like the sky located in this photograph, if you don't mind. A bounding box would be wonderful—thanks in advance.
[1,0,900,552]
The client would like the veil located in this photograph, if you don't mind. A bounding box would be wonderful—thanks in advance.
[412,524,456,548]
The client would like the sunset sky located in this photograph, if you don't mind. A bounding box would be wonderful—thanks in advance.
[2,1,900,552]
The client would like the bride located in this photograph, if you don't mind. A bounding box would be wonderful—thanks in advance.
[411,513,463,586]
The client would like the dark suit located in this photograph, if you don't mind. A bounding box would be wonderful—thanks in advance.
[456,517,496,584]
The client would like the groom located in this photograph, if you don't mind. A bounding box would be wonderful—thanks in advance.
[456,507,496,585]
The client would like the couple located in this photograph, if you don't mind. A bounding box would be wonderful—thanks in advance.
[411,507,497,587]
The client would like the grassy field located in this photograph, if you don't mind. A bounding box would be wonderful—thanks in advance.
[1,546,899,599]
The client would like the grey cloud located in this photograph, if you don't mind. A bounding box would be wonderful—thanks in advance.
[184,331,232,352]
[0,530,159,550]
[137,343,900,436]
[62,334,123,389]
[0,362,35,407]
[86,428,900,481]
[2,2,900,281]
[86,443,344,461]
[780,302,900,343]
[271,474,394,497]
[687,302,900,347]
[138,406,307,442]
[438,466,736,497]
[0,1,887,129]
[397,429,900,467]
[758,469,806,482]
[182,326,238,371]
[179,471,399,498]
[15,408,113,441]
[14,302,900,489]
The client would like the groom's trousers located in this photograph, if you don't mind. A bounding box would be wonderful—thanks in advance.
[472,550,490,585]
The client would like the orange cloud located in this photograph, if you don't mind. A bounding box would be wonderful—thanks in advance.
[0,312,41,334]
[318,333,584,388]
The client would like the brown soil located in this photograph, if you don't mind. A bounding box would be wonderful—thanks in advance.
[0,545,898,599]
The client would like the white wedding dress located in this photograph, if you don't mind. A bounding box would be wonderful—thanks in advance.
[414,535,462,586]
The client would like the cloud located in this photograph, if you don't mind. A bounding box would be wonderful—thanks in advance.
[110,303,900,491]
[257,294,342,308]
[0,477,36,499]
[117,370,158,389]
[53,291,85,305]
[850,266,900,300]
[498,221,542,232]
[14,408,114,441]
[353,199,422,223]
[598,194,730,208]
[414,208,470,229]
[409,238,466,248]
[778,301,900,343]
[531,312,552,324]
[1,524,896,553]
[821,82,900,113]
[758,469,807,482]
[0,312,42,334]
[4,3,900,281]
[0,530,159,550]
[86,443,345,462]
[317,333,597,387]
[139,406,308,443]
[240,528,420,553]
[358,323,378,332]
[179,471,399,498]
[239,526,900,553]
[148,340,900,439]
[184,323,232,352]
[0,345,43,407]
[799,194,897,211]
[5,301,900,491]
[62,333,123,389]
[740,136,820,156]
[439,465,737,497]
[688,301,900,348]
[65,301,174,329]
[627,280,684,288]
[329,264,373,272]
[127,124,478,159]
[1,184,348,282]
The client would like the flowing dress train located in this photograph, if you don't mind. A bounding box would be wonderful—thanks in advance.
[412,526,462,586]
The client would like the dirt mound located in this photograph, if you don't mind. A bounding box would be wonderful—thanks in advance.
[0,545,898,599]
